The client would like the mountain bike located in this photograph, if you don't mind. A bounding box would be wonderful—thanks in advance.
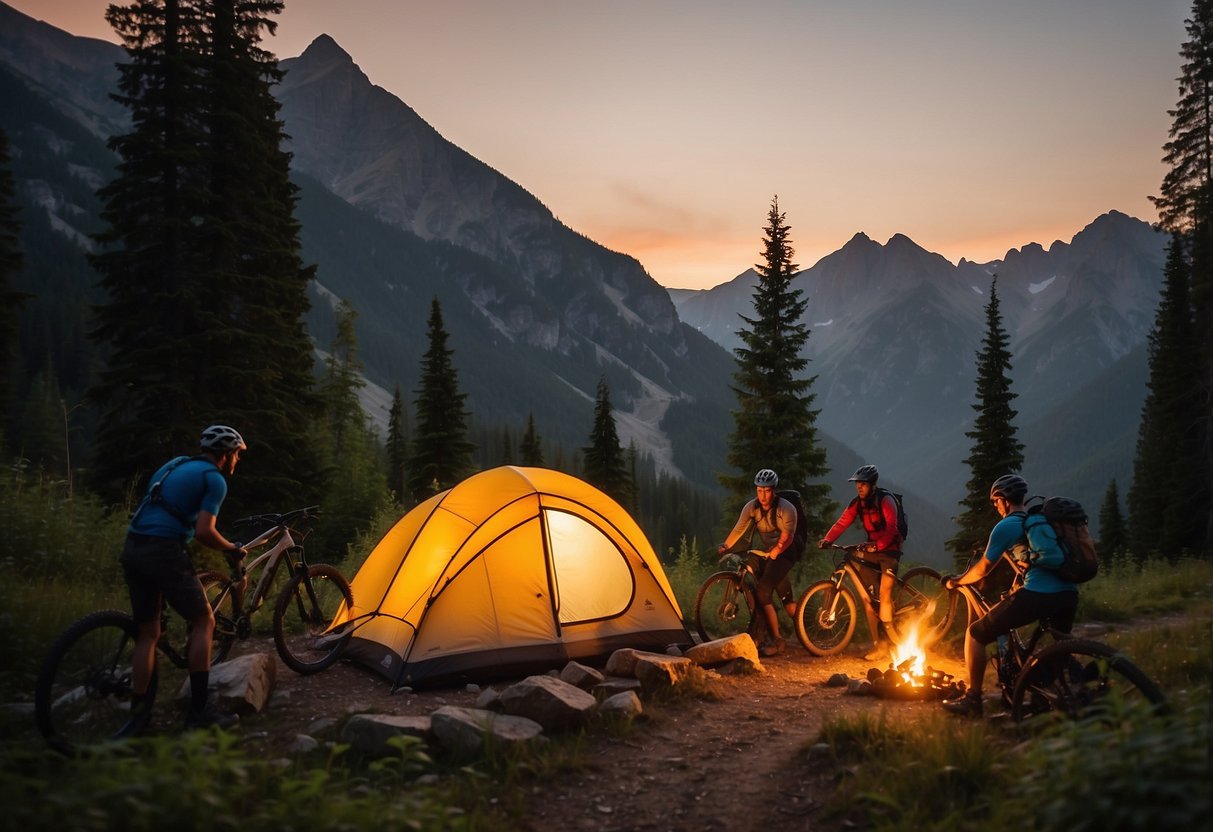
[946,552,1167,721]
[207,505,353,675]
[34,506,353,754]
[794,543,954,656]
[693,548,764,642]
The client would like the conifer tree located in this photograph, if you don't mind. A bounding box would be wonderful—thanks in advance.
[520,413,544,467]
[385,384,408,504]
[583,376,631,505]
[0,128,27,432]
[721,196,832,531]
[1098,478,1127,560]
[88,0,318,511]
[312,299,386,558]
[1127,235,1205,556]
[947,277,1024,568]
[407,297,474,500]
[1152,0,1213,550]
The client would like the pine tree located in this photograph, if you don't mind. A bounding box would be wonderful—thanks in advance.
[947,276,1025,569]
[1126,235,1205,556]
[582,376,631,505]
[721,196,832,531]
[407,297,474,501]
[317,299,364,455]
[88,0,319,512]
[519,412,544,467]
[0,128,27,432]
[1151,0,1213,550]
[1098,478,1127,560]
[385,384,409,504]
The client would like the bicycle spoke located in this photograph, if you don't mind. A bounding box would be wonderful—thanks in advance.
[694,573,754,641]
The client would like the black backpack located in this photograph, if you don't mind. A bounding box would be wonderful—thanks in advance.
[1022,495,1098,583]
[858,487,909,540]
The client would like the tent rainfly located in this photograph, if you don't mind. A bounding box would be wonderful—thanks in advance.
[333,466,691,688]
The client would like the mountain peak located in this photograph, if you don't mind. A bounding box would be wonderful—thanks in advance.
[298,34,353,65]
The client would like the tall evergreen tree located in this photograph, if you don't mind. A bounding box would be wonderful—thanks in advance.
[1126,235,1205,556]
[1152,0,1213,550]
[0,128,27,433]
[311,298,387,557]
[947,277,1024,568]
[1097,478,1127,560]
[88,0,318,512]
[407,297,474,501]
[721,196,832,531]
[519,412,544,467]
[385,384,408,504]
[582,376,631,505]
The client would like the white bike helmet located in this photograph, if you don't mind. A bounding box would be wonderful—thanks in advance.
[753,468,779,487]
[200,425,247,454]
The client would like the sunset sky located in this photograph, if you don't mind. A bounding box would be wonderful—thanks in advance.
[11,0,1192,289]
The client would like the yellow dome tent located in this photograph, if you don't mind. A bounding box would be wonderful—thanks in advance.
[334,466,691,688]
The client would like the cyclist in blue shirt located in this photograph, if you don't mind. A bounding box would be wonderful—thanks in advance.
[121,425,249,731]
[941,474,1079,717]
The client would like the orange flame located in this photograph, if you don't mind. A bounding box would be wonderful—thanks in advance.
[890,620,927,683]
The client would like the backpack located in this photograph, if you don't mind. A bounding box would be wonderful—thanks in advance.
[776,489,810,558]
[1022,495,1098,583]
[864,487,909,541]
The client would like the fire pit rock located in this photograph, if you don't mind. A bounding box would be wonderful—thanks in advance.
[865,659,965,701]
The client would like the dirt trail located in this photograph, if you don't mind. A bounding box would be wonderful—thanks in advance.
[254,638,967,832]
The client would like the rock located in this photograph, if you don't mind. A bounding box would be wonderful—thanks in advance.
[429,705,544,759]
[340,713,432,758]
[559,661,606,690]
[597,691,643,720]
[287,734,320,754]
[684,633,759,667]
[846,678,873,696]
[633,654,694,692]
[497,675,597,731]
[179,652,275,714]
[474,686,502,711]
[826,673,850,687]
[715,656,763,675]
[591,677,643,700]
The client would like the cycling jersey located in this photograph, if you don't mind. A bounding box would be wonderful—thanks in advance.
[129,456,227,541]
[823,492,902,552]
[723,497,798,556]
[983,511,1077,593]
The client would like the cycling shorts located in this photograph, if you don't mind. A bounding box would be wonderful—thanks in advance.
[755,555,796,606]
[121,532,209,624]
[969,588,1078,645]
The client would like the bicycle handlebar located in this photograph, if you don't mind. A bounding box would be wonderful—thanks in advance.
[232,505,321,529]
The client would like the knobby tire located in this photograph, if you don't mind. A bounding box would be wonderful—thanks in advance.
[693,571,755,642]
[34,609,158,755]
[795,581,858,656]
[272,563,353,674]
[1011,637,1168,721]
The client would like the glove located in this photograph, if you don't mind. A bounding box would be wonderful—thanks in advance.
[226,543,247,579]
[818,538,831,550]
[940,573,959,588]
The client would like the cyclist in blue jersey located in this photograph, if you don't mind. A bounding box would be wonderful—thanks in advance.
[941,474,1079,717]
[121,425,249,731]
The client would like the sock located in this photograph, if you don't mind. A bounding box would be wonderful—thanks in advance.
[189,670,209,712]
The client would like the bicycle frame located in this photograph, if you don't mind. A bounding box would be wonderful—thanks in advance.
[208,513,312,635]
[821,550,886,647]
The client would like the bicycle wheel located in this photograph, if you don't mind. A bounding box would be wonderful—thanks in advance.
[794,581,858,656]
[887,566,956,649]
[694,572,755,642]
[34,609,159,755]
[1011,637,1168,721]
[199,570,237,663]
[273,563,353,674]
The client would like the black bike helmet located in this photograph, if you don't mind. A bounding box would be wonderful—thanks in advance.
[989,474,1028,503]
[753,468,779,487]
[848,465,879,484]
[200,425,247,454]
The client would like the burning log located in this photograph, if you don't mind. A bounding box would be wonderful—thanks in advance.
[866,658,965,701]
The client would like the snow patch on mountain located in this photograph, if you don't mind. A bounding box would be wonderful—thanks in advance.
[1029,276,1057,294]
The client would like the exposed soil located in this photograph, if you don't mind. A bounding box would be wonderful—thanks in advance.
[228,632,969,832]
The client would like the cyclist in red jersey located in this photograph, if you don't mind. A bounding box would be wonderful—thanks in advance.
[818,465,904,661]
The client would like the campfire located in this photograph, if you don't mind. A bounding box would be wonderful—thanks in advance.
[868,622,964,701]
